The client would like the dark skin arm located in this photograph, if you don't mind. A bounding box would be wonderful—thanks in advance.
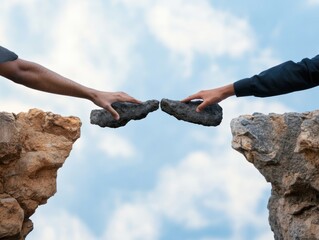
[0,59,141,120]
[182,84,235,112]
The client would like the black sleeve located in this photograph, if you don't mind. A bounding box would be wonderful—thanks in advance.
[234,55,319,97]
[0,46,18,63]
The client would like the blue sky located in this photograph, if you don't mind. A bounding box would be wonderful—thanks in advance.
[1,0,319,239]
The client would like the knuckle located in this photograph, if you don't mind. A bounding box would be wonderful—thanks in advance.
[115,91,127,99]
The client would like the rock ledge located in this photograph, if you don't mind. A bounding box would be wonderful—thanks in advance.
[0,109,81,240]
[231,110,319,240]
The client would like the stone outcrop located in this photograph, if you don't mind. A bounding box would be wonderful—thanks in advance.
[90,100,159,128]
[231,110,319,240]
[0,109,81,240]
[160,99,223,126]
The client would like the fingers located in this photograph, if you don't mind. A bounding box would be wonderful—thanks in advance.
[103,92,142,120]
[116,92,142,104]
[181,91,212,112]
[126,96,142,104]
[105,105,120,120]
[181,93,201,103]
[196,101,209,112]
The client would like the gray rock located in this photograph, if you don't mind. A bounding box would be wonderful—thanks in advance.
[90,100,159,128]
[160,99,223,126]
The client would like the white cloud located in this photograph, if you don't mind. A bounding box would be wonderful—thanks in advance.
[153,150,269,231]
[98,133,137,159]
[147,0,254,58]
[198,63,236,90]
[307,0,319,6]
[151,152,220,229]
[112,0,151,9]
[104,204,159,240]
[29,143,272,240]
[0,99,34,114]
[0,28,7,44]
[0,1,56,50]
[30,210,96,240]
[257,231,275,240]
[249,48,282,74]
[42,0,138,91]
[32,207,167,240]
[104,149,271,239]
[116,0,255,77]
[192,47,281,93]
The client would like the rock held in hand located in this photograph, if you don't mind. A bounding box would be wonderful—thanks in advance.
[160,99,223,126]
[90,100,159,128]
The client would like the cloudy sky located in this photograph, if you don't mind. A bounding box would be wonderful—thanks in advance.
[1,0,319,239]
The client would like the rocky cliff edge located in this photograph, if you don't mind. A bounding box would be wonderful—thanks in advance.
[0,109,81,240]
[231,110,319,240]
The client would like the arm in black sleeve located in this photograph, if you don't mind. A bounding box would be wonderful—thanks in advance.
[234,55,319,97]
[0,46,18,63]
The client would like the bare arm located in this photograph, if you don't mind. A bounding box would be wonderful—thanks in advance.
[182,84,235,112]
[0,59,140,119]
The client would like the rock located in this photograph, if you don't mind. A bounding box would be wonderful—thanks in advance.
[160,99,223,126]
[0,194,24,239]
[90,100,159,128]
[231,110,319,240]
[0,109,81,239]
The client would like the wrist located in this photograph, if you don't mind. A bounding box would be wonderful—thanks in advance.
[220,84,235,99]
[86,88,98,102]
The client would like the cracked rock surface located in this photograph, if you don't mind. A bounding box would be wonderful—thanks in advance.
[90,100,159,128]
[231,110,319,240]
[160,99,223,126]
[0,109,81,240]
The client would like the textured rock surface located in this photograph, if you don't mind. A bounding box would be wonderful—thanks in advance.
[90,100,159,128]
[0,109,81,240]
[160,99,223,126]
[231,110,319,240]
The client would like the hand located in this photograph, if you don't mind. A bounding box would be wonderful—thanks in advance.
[182,84,235,112]
[91,91,141,120]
